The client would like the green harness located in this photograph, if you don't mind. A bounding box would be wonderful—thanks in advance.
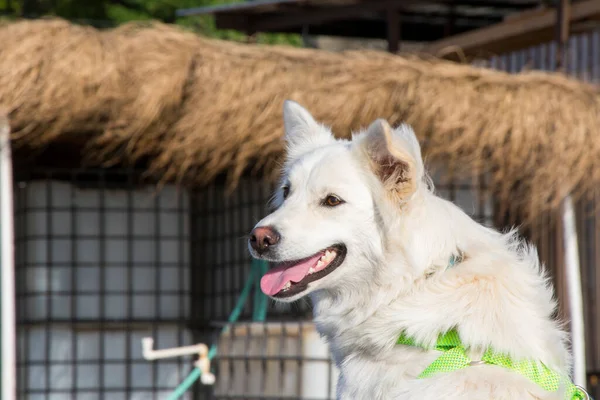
[397,254,591,399]
[397,330,589,399]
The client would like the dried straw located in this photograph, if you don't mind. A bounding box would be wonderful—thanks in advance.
[1,18,599,219]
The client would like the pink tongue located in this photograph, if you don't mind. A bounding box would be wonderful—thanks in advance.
[260,253,323,296]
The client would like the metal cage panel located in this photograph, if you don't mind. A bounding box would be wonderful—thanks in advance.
[14,171,194,400]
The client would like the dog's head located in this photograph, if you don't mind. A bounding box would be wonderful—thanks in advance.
[249,101,425,302]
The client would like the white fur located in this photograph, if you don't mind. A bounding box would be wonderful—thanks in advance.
[250,100,572,399]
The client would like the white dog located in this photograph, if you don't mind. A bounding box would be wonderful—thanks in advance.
[248,101,583,400]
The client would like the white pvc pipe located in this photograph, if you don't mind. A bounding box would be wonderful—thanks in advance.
[561,195,587,388]
[0,115,16,400]
[141,337,208,360]
[142,337,216,384]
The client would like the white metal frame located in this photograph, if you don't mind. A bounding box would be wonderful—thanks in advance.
[562,195,587,388]
[0,115,16,400]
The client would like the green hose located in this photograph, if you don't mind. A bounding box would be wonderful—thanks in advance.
[166,259,269,400]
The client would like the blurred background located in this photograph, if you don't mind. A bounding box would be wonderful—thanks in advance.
[0,0,599,399]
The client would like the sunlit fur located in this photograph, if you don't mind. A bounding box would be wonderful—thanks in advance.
[249,101,571,399]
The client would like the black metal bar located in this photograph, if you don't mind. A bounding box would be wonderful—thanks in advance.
[17,182,28,399]
[99,169,107,399]
[70,170,78,399]
[178,187,186,388]
[211,185,220,321]
[235,184,245,320]
[386,8,401,53]
[125,169,135,399]
[444,4,456,37]
[45,176,52,398]
[223,190,232,318]
[152,189,161,400]
[555,0,571,72]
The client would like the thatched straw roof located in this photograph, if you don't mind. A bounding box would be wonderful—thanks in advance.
[1,19,600,218]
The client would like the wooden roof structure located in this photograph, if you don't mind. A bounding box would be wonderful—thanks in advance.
[177,0,547,52]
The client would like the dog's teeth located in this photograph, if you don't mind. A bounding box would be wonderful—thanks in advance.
[316,260,324,268]
[283,282,291,290]
[308,267,315,274]
[324,250,336,262]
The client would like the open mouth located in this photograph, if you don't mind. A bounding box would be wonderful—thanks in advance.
[260,244,347,298]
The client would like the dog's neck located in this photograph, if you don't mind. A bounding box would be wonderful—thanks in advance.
[310,192,570,377]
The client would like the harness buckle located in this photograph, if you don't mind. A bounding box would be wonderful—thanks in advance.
[468,360,486,366]
[574,385,591,400]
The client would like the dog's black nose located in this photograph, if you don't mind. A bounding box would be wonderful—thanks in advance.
[249,226,280,254]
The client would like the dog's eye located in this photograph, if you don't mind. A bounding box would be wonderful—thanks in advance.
[322,194,344,207]
[282,186,290,200]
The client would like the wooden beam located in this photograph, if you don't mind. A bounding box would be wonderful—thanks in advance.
[245,18,473,41]
[423,0,600,60]
[216,8,499,39]
[216,0,415,32]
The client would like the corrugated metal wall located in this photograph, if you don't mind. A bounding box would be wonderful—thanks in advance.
[484,29,600,392]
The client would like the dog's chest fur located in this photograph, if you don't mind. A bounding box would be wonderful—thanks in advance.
[311,291,435,399]
[309,249,570,400]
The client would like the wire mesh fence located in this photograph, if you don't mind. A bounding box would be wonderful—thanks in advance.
[12,165,493,399]
[14,168,195,400]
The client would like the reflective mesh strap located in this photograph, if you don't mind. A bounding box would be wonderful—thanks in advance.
[418,346,470,378]
[397,329,588,399]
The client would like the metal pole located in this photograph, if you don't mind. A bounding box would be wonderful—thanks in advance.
[562,196,587,388]
[386,8,400,53]
[444,5,456,38]
[0,113,16,400]
[555,0,570,71]
[555,0,587,389]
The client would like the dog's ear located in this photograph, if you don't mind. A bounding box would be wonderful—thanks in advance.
[283,100,333,162]
[359,119,424,200]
